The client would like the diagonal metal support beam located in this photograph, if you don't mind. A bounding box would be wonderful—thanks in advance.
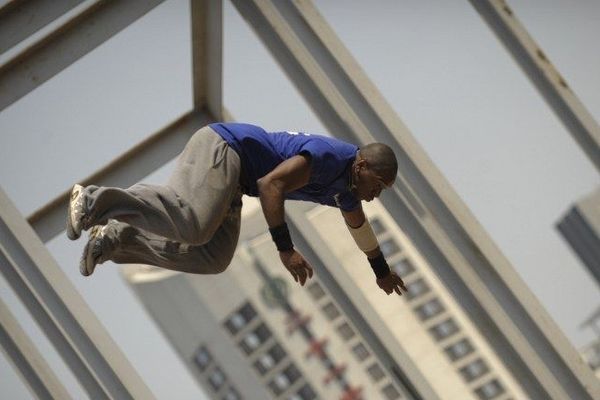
[0,0,164,111]
[0,188,156,399]
[0,297,72,400]
[231,1,600,399]
[27,108,216,242]
[0,0,85,54]
[191,0,223,118]
[468,0,600,171]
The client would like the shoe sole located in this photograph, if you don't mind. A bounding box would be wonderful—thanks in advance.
[80,226,101,276]
[66,184,83,240]
[79,240,93,276]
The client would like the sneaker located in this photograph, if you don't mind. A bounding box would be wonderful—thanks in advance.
[66,184,86,240]
[80,224,108,276]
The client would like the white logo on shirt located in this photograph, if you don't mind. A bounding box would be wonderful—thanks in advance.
[286,131,311,136]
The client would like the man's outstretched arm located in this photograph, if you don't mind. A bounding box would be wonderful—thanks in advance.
[257,154,314,286]
[342,207,407,296]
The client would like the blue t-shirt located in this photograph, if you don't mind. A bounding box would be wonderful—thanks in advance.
[209,122,360,211]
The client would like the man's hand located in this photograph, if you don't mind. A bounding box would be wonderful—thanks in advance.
[279,249,314,286]
[376,271,407,296]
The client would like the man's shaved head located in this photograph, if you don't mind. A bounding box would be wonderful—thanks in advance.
[358,143,398,184]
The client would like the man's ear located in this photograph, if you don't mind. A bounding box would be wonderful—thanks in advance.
[356,157,367,170]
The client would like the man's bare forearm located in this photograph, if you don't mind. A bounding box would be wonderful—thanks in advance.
[256,154,312,229]
[257,177,286,228]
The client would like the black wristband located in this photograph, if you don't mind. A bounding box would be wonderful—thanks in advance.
[368,253,391,279]
[269,223,294,252]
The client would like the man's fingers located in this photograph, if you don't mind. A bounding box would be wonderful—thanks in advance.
[378,274,406,297]
[383,284,392,295]
[301,262,313,284]
[290,264,310,286]
[298,269,307,286]
[400,281,407,292]
[395,276,407,292]
[302,260,313,278]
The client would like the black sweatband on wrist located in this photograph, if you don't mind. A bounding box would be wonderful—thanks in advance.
[368,253,391,279]
[269,223,294,252]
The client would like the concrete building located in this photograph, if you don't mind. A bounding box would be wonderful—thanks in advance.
[557,188,600,286]
[122,198,527,400]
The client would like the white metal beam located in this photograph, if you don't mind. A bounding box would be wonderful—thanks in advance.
[27,108,216,242]
[231,1,600,399]
[0,297,72,400]
[191,0,223,118]
[0,0,164,111]
[0,188,156,399]
[468,0,600,171]
[0,0,84,54]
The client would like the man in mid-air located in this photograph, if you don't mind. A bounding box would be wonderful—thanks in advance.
[67,122,407,296]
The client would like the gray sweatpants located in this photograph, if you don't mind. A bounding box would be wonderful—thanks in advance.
[81,126,243,274]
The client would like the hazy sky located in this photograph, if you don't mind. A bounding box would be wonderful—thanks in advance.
[1,0,599,399]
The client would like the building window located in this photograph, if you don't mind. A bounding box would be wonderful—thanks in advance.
[444,338,475,361]
[380,238,401,257]
[254,353,275,375]
[382,383,401,400]
[208,366,226,391]
[253,343,286,375]
[225,302,257,334]
[322,301,341,320]
[288,383,317,400]
[269,343,287,362]
[367,363,385,382]
[239,302,257,322]
[268,377,287,396]
[351,342,370,361]
[193,346,212,372]
[283,363,302,383]
[460,358,489,382]
[230,314,245,331]
[337,322,356,341]
[475,379,505,399]
[241,333,260,353]
[405,278,430,301]
[429,318,459,341]
[222,387,242,400]
[307,281,326,301]
[391,258,415,278]
[269,363,301,396]
[241,323,272,354]
[414,298,445,321]
[256,323,271,340]
[371,218,386,235]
